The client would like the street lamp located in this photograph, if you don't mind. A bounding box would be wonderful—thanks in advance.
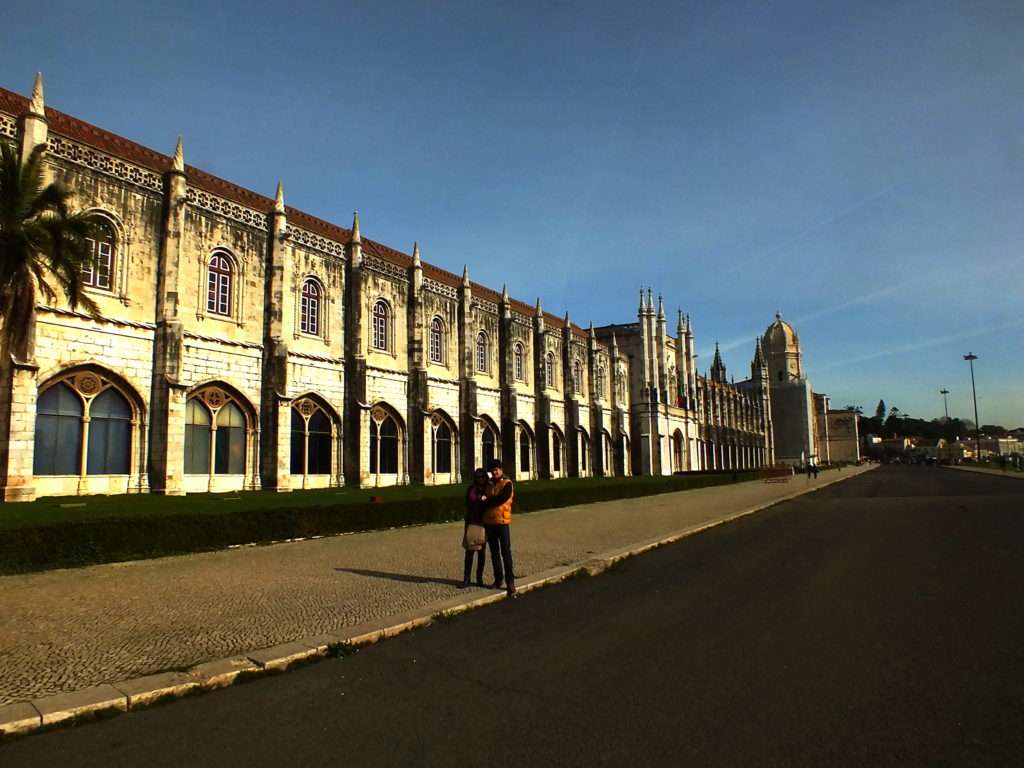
[939,388,950,420]
[963,353,980,460]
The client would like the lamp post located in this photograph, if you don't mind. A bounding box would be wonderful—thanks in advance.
[963,353,980,460]
[939,388,950,420]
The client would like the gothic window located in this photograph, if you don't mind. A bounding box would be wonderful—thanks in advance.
[604,433,614,475]
[300,278,323,336]
[433,420,452,474]
[519,430,531,473]
[207,251,234,316]
[552,430,562,472]
[429,317,445,364]
[214,402,246,475]
[34,375,137,477]
[546,353,555,389]
[673,431,684,471]
[291,400,333,476]
[86,387,132,475]
[573,360,583,394]
[185,399,212,475]
[596,366,605,400]
[370,413,399,474]
[82,218,115,291]
[33,382,83,475]
[372,300,391,351]
[513,343,525,381]
[476,332,489,373]
[185,388,248,475]
[579,430,589,475]
[482,424,496,466]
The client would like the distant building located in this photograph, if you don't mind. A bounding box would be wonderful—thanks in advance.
[826,410,861,463]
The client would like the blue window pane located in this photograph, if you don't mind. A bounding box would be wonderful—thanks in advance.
[215,426,245,475]
[291,408,305,475]
[34,414,82,475]
[185,424,211,474]
[87,389,132,474]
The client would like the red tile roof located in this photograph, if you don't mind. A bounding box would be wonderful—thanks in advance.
[1,84,588,338]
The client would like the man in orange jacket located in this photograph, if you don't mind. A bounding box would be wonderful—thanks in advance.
[482,458,516,596]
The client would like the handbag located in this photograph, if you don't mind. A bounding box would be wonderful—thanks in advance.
[462,523,486,551]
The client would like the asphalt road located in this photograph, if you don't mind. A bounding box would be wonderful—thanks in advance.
[4,465,1023,767]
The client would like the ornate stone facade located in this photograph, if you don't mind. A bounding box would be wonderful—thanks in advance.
[0,76,775,501]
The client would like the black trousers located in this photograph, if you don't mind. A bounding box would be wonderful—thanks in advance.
[485,523,514,586]
[463,547,485,583]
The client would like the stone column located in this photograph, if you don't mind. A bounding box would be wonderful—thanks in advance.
[149,139,188,495]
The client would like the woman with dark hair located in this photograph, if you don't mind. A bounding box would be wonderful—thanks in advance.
[461,468,489,588]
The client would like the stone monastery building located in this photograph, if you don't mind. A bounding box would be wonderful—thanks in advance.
[0,75,831,502]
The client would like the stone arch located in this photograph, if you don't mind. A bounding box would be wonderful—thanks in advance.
[184,381,258,491]
[549,423,565,477]
[427,408,458,482]
[367,401,406,485]
[477,414,500,468]
[34,363,148,494]
[516,420,535,478]
[290,392,342,487]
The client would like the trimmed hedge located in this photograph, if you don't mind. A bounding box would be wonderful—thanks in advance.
[0,471,757,574]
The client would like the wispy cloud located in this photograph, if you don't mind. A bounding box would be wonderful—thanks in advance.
[815,318,1024,372]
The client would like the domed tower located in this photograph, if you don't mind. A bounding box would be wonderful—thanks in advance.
[762,312,802,384]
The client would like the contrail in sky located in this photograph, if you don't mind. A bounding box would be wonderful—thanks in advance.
[815,318,1024,372]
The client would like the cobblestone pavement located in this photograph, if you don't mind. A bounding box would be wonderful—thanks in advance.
[0,467,871,705]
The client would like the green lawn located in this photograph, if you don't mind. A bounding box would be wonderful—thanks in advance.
[0,471,759,574]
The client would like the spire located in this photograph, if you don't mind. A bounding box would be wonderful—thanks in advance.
[611,330,618,350]
[711,342,726,383]
[685,313,692,335]
[639,287,645,314]
[29,72,44,116]
[462,265,470,287]
[501,283,509,302]
[351,211,361,244]
[589,321,595,339]
[646,288,654,312]
[562,310,570,328]
[535,297,543,317]
[412,241,421,267]
[172,136,184,173]
[677,309,685,334]
[274,181,285,214]
[657,294,665,320]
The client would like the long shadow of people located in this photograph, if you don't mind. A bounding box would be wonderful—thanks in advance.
[334,567,463,588]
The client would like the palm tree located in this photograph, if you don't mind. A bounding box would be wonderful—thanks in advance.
[0,141,99,361]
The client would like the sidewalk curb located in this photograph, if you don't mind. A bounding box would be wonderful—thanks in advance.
[2,465,874,739]
[943,465,1024,480]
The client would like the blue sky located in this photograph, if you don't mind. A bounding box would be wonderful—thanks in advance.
[3,0,1022,425]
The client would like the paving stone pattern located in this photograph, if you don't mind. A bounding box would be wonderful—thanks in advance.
[0,468,870,705]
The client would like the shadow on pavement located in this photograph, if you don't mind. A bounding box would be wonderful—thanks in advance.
[334,567,463,587]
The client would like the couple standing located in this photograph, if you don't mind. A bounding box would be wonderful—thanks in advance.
[462,459,516,596]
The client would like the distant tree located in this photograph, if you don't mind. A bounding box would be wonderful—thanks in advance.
[980,424,1007,437]
[845,404,863,415]
[875,399,886,420]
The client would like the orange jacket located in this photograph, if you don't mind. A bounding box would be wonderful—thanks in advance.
[482,477,514,525]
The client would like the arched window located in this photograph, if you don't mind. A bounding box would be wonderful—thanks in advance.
[579,430,589,475]
[291,400,333,476]
[513,343,524,381]
[370,413,399,474]
[185,388,249,476]
[87,387,131,475]
[573,360,583,394]
[596,366,605,400]
[215,402,246,475]
[372,300,390,351]
[673,431,684,472]
[552,430,562,472]
[433,420,452,474]
[300,278,323,336]
[35,374,137,478]
[519,430,531,473]
[207,251,234,316]
[476,332,489,373]
[546,353,555,388]
[185,399,212,475]
[429,317,445,364]
[82,218,115,290]
[33,382,83,475]
[482,424,496,466]
[603,433,614,475]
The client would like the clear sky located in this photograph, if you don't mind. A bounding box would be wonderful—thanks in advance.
[3,0,1022,426]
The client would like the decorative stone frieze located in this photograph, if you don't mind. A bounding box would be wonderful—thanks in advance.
[185,188,267,230]
[47,134,163,192]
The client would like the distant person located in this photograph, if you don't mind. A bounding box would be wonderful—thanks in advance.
[461,468,488,588]
[482,459,516,596]
[811,462,819,479]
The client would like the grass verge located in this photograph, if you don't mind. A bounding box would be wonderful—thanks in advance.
[0,471,757,574]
